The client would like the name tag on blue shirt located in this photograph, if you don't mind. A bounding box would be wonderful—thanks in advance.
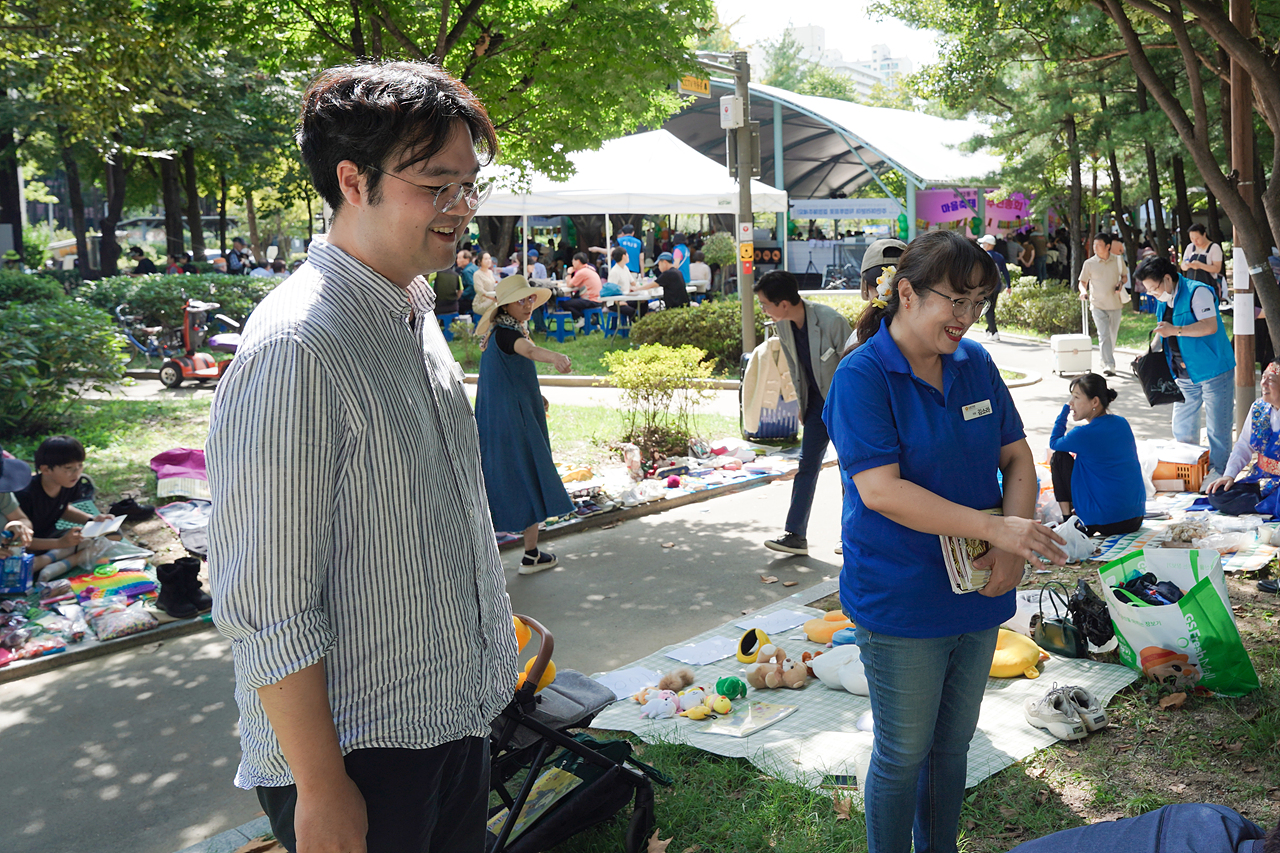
[962,399,993,421]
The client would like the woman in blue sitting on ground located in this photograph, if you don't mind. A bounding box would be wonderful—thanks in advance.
[474,275,575,575]
[824,229,1067,853]
[1049,372,1146,535]
[1205,360,1280,517]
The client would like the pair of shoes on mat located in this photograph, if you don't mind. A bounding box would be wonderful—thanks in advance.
[519,550,558,575]
[764,533,808,556]
[108,496,156,521]
[1024,683,1107,741]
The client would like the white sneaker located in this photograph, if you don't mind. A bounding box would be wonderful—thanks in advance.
[1024,687,1087,741]
[1060,685,1108,732]
[986,331,1000,342]
[1201,469,1221,493]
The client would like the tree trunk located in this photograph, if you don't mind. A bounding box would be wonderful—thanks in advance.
[61,142,89,279]
[219,172,228,255]
[160,156,185,259]
[1066,114,1085,286]
[568,215,605,257]
[182,146,205,261]
[0,131,23,263]
[349,0,366,57]
[1205,189,1224,243]
[1172,155,1193,250]
[369,13,383,59]
[1136,81,1171,258]
[100,154,128,278]
[244,188,262,266]
[476,215,517,262]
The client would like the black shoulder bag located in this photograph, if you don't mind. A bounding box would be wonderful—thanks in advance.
[1132,328,1184,406]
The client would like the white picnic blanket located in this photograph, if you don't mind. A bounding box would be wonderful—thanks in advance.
[590,581,1138,795]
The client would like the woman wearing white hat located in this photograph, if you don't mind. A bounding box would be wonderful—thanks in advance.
[474,276,575,574]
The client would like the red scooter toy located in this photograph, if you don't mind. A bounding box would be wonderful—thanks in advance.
[158,300,242,388]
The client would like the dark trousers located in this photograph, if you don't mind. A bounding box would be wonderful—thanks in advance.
[257,738,489,853]
[561,297,601,320]
[985,288,1002,334]
[785,400,830,538]
[1208,481,1262,516]
[1049,451,1143,536]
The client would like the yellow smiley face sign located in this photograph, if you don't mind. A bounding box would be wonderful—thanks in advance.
[739,242,754,261]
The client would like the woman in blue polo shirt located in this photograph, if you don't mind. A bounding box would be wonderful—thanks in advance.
[824,230,1067,853]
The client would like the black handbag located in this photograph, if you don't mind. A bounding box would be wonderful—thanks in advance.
[1033,581,1089,658]
[1131,331,1184,406]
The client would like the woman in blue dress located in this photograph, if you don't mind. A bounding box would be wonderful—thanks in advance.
[1049,372,1146,535]
[474,275,574,574]
[1206,360,1280,517]
[824,230,1067,853]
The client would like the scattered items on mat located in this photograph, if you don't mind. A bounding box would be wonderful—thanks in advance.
[701,701,796,737]
[639,691,679,719]
[150,447,211,500]
[804,610,854,644]
[745,645,808,689]
[675,687,707,711]
[658,667,695,691]
[736,627,771,663]
[716,676,748,699]
[990,629,1049,679]
[808,644,869,695]
[1053,516,1097,562]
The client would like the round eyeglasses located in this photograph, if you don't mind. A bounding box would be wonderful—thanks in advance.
[364,165,492,213]
[914,285,990,319]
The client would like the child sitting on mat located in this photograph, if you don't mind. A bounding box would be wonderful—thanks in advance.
[13,435,120,581]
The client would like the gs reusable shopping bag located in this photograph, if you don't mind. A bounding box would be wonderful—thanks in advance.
[1097,548,1258,697]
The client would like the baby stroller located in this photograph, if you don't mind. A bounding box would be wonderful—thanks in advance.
[487,615,671,853]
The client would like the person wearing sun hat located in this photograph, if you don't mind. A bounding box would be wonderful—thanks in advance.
[0,448,35,547]
[474,275,575,574]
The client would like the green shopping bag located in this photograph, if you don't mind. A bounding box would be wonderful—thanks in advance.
[1097,549,1259,697]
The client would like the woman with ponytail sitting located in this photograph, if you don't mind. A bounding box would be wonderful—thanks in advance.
[1049,373,1146,535]
[823,230,1067,853]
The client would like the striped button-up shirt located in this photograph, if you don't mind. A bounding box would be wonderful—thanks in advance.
[208,236,518,789]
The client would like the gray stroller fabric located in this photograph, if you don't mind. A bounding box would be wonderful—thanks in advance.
[495,670,617,749]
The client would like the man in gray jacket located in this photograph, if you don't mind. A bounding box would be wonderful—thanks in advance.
[754,270,853,555]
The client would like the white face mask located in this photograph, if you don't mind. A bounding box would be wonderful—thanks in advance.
[1155,290,1174,304]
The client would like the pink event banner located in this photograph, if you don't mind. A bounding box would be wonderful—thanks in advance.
[916,189,1031,223]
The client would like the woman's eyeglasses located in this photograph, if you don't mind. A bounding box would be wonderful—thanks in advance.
[914,285,990,319]
[363,166,492,213]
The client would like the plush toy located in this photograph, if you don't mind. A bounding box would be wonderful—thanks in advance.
[658,667,695,692]
[516,656,557,692]
[737,628,771,663]
[809,644,868,695]
[513,616,532,652]
[703,693,733,714]
[990,629,1049,679]
[800,651,822,677]
[633,687,655,705]
[640,694,678,719]
[679,704,714,720]
[676,687,707,712]
[716,676,748,699]
[746,645,808,689]
[804,611,855,644]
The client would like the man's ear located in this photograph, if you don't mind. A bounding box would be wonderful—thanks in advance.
[335,160,366,208]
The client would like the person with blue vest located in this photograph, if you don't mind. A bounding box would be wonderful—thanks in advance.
[618,224,644,275]
[1134,256,1236,481]
[671,232,691,282]
[824,230,1067,853]
[1049,373,1146,535]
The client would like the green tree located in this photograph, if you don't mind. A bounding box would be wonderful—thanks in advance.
[797,66,858,102]
[760,28,812,92]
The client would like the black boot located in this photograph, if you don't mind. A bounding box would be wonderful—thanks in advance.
[174,555,213,612]
[156,563,198,619]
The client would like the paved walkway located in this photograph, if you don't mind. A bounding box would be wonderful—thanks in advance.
[1,328,1236,853]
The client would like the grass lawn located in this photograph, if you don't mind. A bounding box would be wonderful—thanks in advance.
[447,327,639,376]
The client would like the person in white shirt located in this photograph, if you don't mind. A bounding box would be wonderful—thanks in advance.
[602,247,637,320]
[1182,223,1224,299]
[1078,232,1127,376]
[688,251,712,295]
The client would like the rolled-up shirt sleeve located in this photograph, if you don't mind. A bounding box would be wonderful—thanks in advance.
[208,336,344,690]
[824,359,901,477]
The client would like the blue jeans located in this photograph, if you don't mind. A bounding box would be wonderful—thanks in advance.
[1172,368,1234,474]
[855,625,999,853]
[784,400,829,537]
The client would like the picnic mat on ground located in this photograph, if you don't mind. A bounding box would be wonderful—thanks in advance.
[1088,508,1277,574]
[589,582,1138,797]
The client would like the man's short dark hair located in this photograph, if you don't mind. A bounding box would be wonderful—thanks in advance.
[1134,256,1179,284]
[35,435,85,469]
[673,232,687,244]
[297,61,499,212]
[129,246,144,257]
[573,251,589,264]
[1189,223,1207,236]
[232,237,245,246]
[1093,232,1112,245]
[611,247,625,263]
[753,269,802,305]
[620,224,635,235]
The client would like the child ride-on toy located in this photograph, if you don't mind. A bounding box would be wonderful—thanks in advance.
[159,299,241,388]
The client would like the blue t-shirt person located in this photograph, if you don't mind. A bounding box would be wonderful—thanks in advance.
[1049,408,1146,527]
[673,241,691,282]
[618,234,643,274]
[823,321,1024,637]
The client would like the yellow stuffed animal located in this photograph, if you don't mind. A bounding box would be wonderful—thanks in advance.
[989,629,1049,679]
[516,656,557,692]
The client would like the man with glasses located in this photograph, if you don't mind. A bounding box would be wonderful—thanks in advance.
[207,62,516,853]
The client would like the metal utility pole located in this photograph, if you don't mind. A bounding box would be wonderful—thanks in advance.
[696,51,756,353]
[1231,0,1256,433]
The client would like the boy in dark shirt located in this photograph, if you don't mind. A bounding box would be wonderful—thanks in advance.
[654,251,690,309]
[15,435,117,580]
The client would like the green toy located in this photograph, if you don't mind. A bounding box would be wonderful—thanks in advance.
[716,676,747,699]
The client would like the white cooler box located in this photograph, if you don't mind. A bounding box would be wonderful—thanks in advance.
[1049,333,1093,375]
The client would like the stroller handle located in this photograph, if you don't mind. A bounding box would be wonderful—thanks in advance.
[512,613,555,696]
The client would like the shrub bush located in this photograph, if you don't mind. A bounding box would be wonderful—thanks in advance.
[601,343,714,456]
[0,271,65,304]
[0,300,128,436]
[630,301,766,372]
[996,283,1086,337]
[80,273,279,328]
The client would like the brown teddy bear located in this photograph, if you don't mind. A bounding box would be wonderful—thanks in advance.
[745,645,808,689]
